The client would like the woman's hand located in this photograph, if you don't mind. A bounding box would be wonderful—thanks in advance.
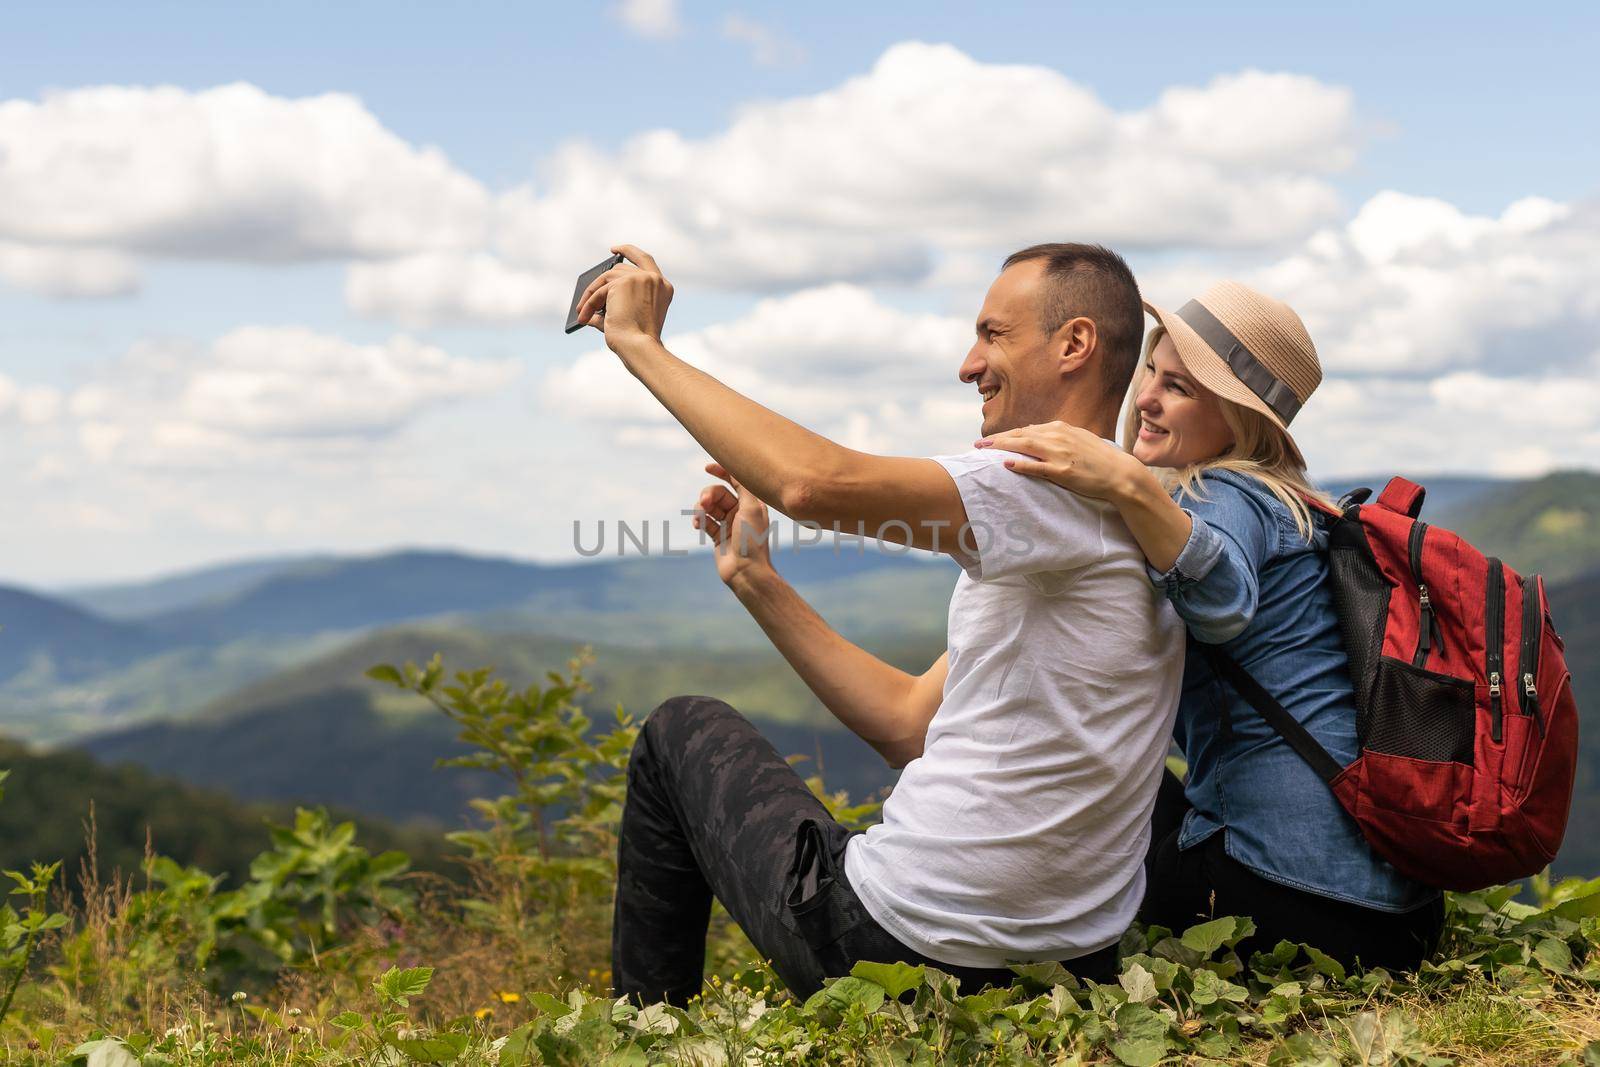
[692,460,775,589]
[572,243,675,353]
[976,421,1147,502]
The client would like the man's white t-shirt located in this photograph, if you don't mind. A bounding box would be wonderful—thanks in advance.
[842,447,1186,968]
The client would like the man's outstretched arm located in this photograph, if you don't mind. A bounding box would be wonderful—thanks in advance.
[577,246,970,556]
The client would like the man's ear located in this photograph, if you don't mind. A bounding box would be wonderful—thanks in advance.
[1051,316,1098,378]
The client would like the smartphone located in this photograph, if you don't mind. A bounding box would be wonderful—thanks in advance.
[564,253,625,334]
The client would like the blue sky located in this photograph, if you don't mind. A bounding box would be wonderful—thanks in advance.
[1,2,1596,584]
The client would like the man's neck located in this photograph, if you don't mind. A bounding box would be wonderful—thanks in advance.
[1043,397,1119,441]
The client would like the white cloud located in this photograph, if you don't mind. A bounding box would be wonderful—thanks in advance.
[546,188,1600,488]
[1132,189,1600,477]
[64,326,520,466]
[495,46,1354,286]
[345,252,569,328]
[722,14,806,67]
[1235,191,1600,376]
[0,47,1358,321]
[1291,368,1600,479]
[363,43,1359,325]
[613,0,681,39]
[0,374,65,426]
[1133,71,1358,172]
[0,241,140,297]
[545,283,979,455]
[0,83,489,263]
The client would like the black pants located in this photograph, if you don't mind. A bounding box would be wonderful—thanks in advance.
[1140,770,1445,972]
[611,696,1119,1007]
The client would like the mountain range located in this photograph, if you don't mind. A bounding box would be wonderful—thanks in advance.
[0,469,1595,874]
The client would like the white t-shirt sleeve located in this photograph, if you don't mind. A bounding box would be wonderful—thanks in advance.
[931,448,1107,584]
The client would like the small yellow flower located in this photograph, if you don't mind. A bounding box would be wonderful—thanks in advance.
[497,991,521,1004]
[474,1007,494,1020]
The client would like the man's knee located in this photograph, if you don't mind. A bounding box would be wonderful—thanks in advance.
[643,694,737,736]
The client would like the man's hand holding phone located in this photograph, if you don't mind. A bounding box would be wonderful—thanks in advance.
[569,244,675,353]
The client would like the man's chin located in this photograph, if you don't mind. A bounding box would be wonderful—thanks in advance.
[979,413,1012,439]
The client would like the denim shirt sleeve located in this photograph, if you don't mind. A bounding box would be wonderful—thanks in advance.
[1146,474,1281,644]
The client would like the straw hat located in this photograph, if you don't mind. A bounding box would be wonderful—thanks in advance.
[1143,281,1321,468]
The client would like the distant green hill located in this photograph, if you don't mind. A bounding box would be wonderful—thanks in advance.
[187,625,945,730]
[0,738,458,889]
[55,553,338,620]
[23,469,1600,879]
[1546,573,1600,877]
[1436,470,1600,583]
[0,586,162,682]
[1323,474,1507,517]
[133,546,950,645]
[80,567,1600,876]
[79,624,938,822]
[0,547,955,743]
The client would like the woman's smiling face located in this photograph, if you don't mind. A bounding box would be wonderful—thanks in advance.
[1131,332,1236,467]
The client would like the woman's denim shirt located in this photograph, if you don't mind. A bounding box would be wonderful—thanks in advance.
[1154,469,1437,912]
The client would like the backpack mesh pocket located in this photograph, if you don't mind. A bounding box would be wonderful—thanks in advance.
[1363,658,1476,765]
[1327,520,1393,740]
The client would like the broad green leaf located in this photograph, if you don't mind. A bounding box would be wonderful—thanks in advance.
[1302,945,1346,982]
[630,1002,679,1035]
[395,1034,469,1063]
[1009,958,1077,992]
[1118,962,1157,1003]
[1180,916,1238,955]
[1110,1002,1170,1066]
[497,1023,536,1067]
[1190,968,1222,1006]
[376,964,434,1004]
[78,1039,141,1067]
[820,975,886,1013]
[1551,889,1600,920]
[1533,936,1572,972]
[1483,884,1521,910]
[329,1011,364,1030]
[1267,1031,1340,1067]
[365,664,404,686]
[851,960,926,998]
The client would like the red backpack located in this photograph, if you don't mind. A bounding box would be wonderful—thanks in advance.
[1203,476,1580,891]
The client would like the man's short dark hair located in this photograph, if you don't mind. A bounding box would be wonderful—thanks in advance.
[1000,243,1143,404]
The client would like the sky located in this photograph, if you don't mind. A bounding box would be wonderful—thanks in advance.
[1,1,1597,585]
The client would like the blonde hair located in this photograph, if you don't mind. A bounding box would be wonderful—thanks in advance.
[1122,326,1335,541]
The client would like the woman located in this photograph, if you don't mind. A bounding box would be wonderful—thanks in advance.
[976,281,1444,971]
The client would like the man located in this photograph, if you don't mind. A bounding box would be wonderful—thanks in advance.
[576,242,1184,1006]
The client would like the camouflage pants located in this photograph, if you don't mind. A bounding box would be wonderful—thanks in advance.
[610,695,1119,1007]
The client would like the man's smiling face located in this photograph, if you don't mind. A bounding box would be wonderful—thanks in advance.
[959,259,1068,437]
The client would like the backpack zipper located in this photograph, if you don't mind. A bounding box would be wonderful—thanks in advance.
[1486,558,1505,742]
[1408,521,1436,667]
[1519,574,1545,737]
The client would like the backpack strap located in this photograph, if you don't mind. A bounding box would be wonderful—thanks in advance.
[1376,477,1426,518]
[1197,644,1345,784]
[1299,492,1344,519]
